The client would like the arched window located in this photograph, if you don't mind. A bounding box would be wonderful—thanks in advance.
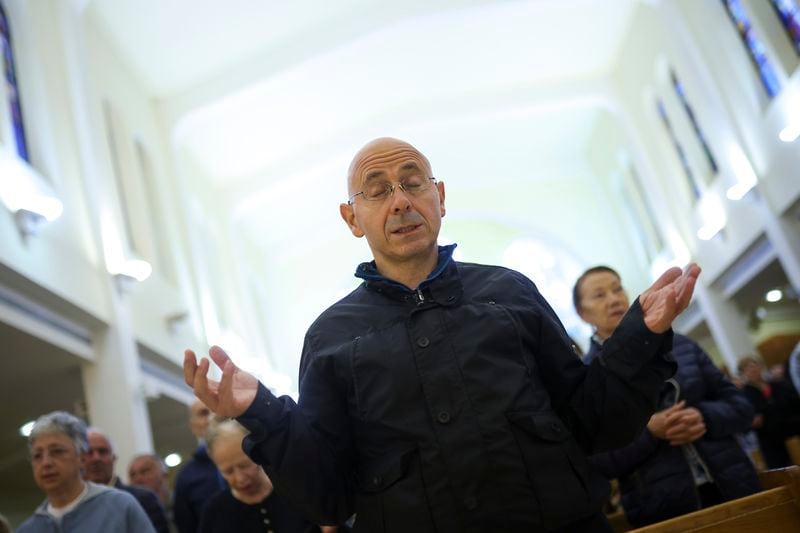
[722,0,782,98]
[771,0,800,54]
[670,69,718,175]
[656,99,702,201]
[0,2,29,161]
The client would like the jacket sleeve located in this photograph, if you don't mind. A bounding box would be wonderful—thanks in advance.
[520,276,676,454]
[589,428,661,480]
[691,341,754,438]
[236,333,356,525]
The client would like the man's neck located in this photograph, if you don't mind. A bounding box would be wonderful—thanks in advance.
[48,479,87,508]
[374,251,439,290]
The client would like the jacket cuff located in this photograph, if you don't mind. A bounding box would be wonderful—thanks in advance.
[237,382,286,442]
[601,298,676,381]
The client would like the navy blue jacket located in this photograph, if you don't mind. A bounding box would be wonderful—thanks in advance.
[236,246,677,532]
[173,445,226,533]
[114,478,170,533]
[587,334,760,527]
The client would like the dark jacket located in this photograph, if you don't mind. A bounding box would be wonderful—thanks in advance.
[587,334,760,527]
[238,246,676,532]
[114,478,171,533]
[173,445,226,533]
[199,489,318,533]
[742,379,800,468]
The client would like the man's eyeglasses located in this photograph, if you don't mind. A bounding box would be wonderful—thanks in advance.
[348,177,436,205]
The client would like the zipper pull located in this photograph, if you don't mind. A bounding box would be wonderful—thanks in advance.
[415,288,425,305]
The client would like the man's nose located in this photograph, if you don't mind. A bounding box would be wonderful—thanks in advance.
[389,186,412,213]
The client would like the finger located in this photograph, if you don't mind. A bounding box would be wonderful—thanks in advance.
[209,345,232,370]
[217,359,237,411]
[193,357,217,410]
[648,267,682,294]
[184,349,198,387]
[674,268,700,312]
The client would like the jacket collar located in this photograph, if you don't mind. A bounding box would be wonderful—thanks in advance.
[354,244,462,304]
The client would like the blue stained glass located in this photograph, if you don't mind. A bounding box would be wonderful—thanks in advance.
[0,2,29,161]
[771,0,800,54]
[723,0,782,98]
[670,69,718,175]
[657,100,702,201]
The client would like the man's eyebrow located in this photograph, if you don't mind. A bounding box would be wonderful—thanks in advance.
[400,161,422,172]
[363,170,387,182]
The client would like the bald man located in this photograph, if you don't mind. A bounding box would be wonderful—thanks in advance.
[185,138,701,532]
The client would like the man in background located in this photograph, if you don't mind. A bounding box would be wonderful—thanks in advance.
[129,453,172,512]
[85,428,170,533]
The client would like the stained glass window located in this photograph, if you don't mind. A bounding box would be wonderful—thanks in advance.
[722,0,781,98]
[0,2,29,161]
[657,100,702,201]
[670,69,718,175]
[771,0,800,54]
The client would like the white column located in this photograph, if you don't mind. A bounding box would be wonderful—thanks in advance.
[693,283,756,372]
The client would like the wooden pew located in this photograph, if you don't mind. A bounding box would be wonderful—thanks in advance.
[628,466,800,532]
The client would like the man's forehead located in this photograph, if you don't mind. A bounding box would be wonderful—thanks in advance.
[348,138,431,185]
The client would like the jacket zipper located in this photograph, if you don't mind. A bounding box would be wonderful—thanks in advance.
[415,288,425,305]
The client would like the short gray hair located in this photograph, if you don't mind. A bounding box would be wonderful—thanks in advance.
[205,417,248,456]
[28,411,89,454]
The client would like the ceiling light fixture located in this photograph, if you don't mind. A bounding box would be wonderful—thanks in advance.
[165,453,182,467]
[766,289,783,303]
[19,420,35,437]
[779,122,800,143]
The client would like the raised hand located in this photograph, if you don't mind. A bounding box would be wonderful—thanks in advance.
[640,263,701,334]
[183,345,259,417]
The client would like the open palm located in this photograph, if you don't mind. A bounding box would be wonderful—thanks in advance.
[640,264,701,334]
[184,345,259,417]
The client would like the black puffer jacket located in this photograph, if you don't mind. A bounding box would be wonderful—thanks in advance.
[238,246,677,532]
[587,334,760,527]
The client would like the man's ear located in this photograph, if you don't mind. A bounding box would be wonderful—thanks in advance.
[340,203,365,238]
[437,181,446,218]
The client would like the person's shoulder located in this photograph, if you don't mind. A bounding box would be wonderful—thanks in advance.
[455,261,533,286]
[16,514,47,533]
[120,481,161,504]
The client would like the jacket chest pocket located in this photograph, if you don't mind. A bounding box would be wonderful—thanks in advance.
[507,410,593,529]
[350,323,425,423]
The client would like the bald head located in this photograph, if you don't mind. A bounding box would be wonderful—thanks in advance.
[347,137,433,196]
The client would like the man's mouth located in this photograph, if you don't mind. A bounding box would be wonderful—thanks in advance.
[391,224,421,234]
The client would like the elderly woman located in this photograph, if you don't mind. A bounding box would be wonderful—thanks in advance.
[199,417,333,533]
[573,266,759,528]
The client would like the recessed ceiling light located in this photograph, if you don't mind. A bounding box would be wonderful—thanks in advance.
[779,123,800,143]
[165,453,182,467]
[766,289,783,303]
[19,421,35,437]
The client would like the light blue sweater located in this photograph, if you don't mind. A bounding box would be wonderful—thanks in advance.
[18,482,156,533]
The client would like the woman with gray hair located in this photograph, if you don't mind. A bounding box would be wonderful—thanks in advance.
[200,417,330,533]
[17,411,155,533]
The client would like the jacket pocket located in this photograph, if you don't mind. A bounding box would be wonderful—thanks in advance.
[353,448,430,533]
[507,410,593,528]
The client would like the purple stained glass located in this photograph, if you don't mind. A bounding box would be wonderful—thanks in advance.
[722,0,782,98]
[771,0,800,54]
[0,2,29,161]
[657,100,701,201]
